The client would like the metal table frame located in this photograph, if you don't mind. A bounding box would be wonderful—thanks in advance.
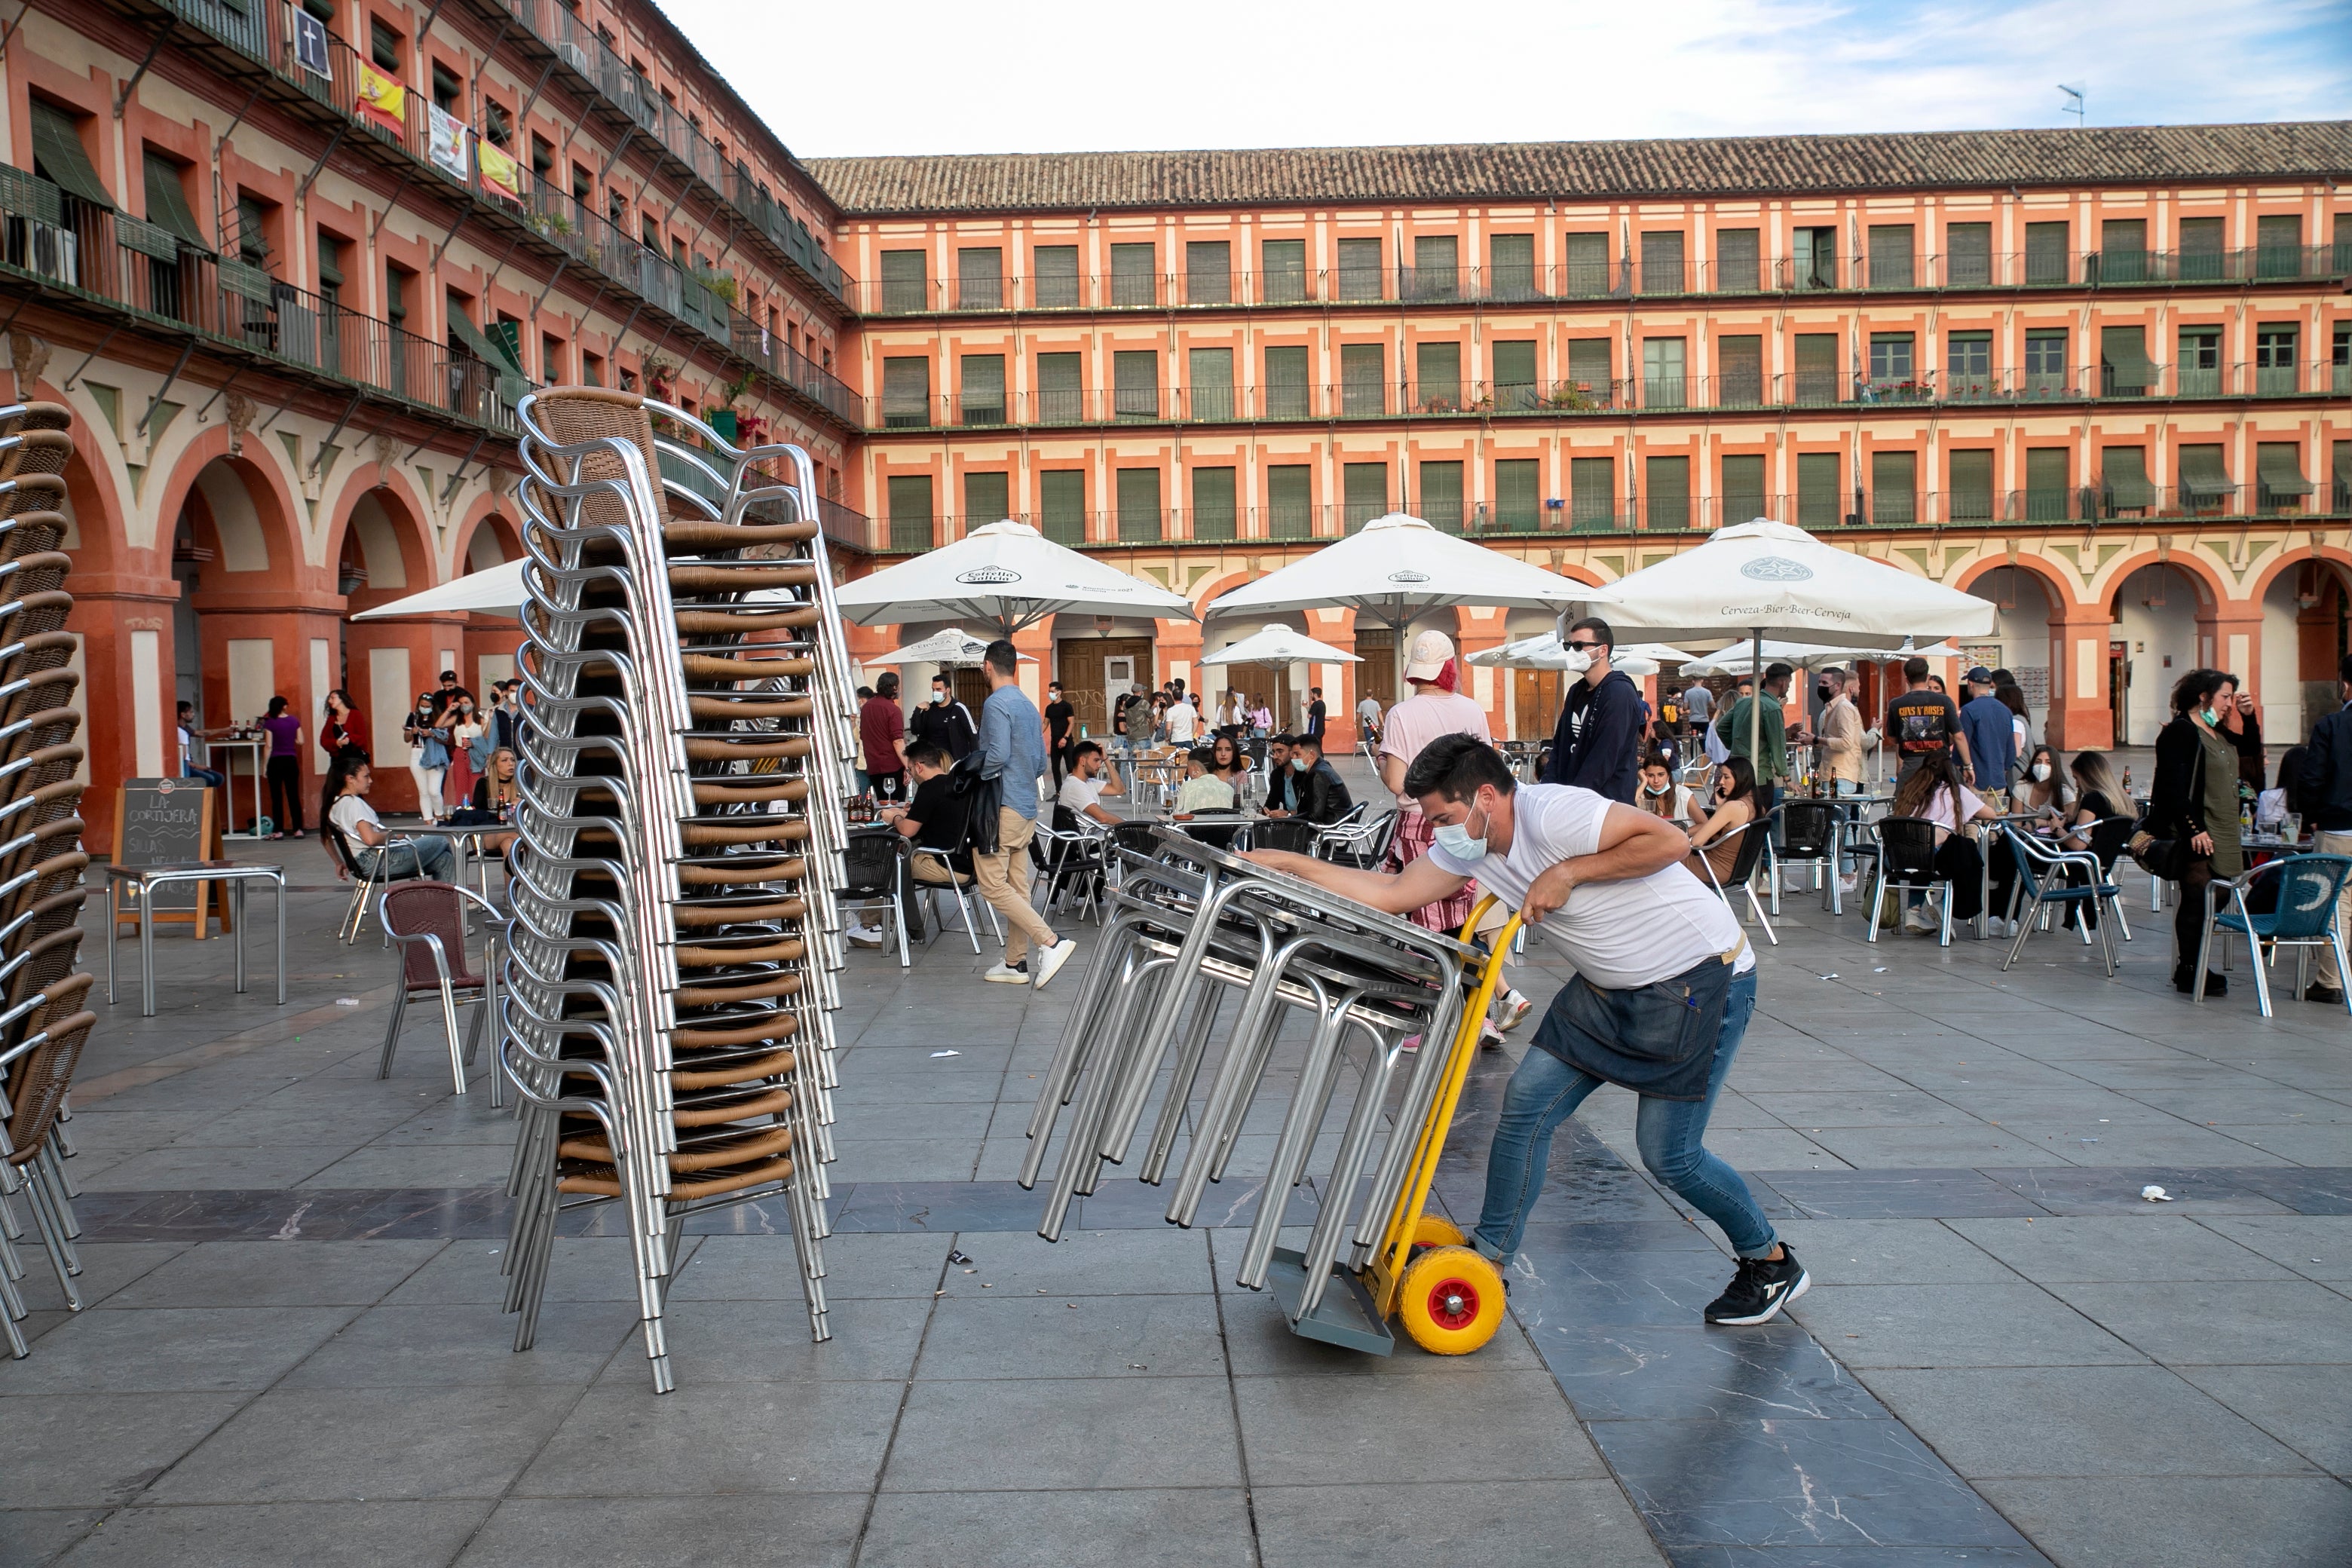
[204,737,271,841]
[104,860,286,1016]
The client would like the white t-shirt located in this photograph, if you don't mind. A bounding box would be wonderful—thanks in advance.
[1165,700,1199,743]
[1425,783,1753,989]
[328,794,383,844]
[1057,772,1107,818]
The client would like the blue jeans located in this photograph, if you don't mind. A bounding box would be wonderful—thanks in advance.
[357,835,455,882]
[185,767,225,791]
[1473,968,1776,1261]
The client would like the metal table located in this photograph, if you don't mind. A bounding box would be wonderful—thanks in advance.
[205,736,271,839]
[104,860,286,1017]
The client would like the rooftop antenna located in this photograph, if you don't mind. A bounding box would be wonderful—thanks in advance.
[2057,84,2085,127]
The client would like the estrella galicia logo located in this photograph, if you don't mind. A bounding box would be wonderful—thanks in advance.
[1740,556,1815,583]
[955,566,1021,585]
[1387,569,1432,583]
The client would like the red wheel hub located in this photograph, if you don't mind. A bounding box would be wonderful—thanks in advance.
[1426,1276,1480,1331]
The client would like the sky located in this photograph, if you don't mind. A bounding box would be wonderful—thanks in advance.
[664,0,2352,161]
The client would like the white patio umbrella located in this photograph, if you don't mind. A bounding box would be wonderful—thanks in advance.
[1579,518,1995,766]
[351,558,526,620]
[1466,632,1695,677]
[1679,637,1877,676]
[1204,513,1596,686]
[832,519,1196,635]
[1199,623,1361,666]
[869,629,1034,665]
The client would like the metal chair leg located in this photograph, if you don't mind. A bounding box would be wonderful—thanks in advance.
[378,987,410,1080]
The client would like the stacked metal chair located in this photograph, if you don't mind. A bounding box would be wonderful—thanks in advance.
[0,401,99,1359]
[495,388,857,1393]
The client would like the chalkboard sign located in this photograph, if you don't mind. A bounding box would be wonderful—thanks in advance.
[112,778,222,933]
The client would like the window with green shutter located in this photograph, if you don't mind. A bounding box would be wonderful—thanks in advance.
[1642,338,1686,408]
[880,249,927,312]
[2335,323,2351,395]
[1340,342,1386,416]
[1260,237,1306,303]
[887,473,934,551]
[1337,237,1383,300]
[2178,444,2231,507]
[1187,347,1233,421]
[29,100,112,209]
[1639,230,1684,294]
[1567,339,1611,404]
[2099,326,2153,396]
[1563,232,1610,296]
[142,151,207,248]
[1797,452,1842,528]
[1415,341,1461,411]
[1492,339,1538,407]
[1717,335,1762,406]
[1488,233,1536,301]
[2099,219,2148,283]
[1267,465,1312,539]
[1793,226,1836,289]
[1033,244,1080,308]
[959,354,1005,425]
[1946,331,1993,398]
[2024,221,2069,286]
[1866,224,1914,289]
[957,247,1001,310]
[1186,240,1230,305]
[1867,332,1915,390]
[1793,332,1839,404]
[1568,457,1612,528]
[1645,455,1690,530]
[1948,449,1994,522]
[2024,329,2068,394]
[1943,222,1991,286]
[1036,351,1083,423]
[2256,215,2301,278]
[2256,443,2312,512]
[2176,216,2223,281]
[1870,450,1917,525]
[1113,349,1159,420]
[2022,449,2069,519]
[963,471,1009,531]
[1342,462,1388,531]
[1496,459,1542,531]
[1721,453,1766,522]
[1417,461,1464,533]
[1411,234,1457,300]
[2100,446,2151,510]
[1117,467,1162,541]
[2256,325,2299,393]
[1715,228,1759,293]
[1264,345,1310,418]
[1110,242,1156,306]
[881,357,931,427]
[2177,326,2222,396]
[1190,467,1237,541]
[1040,470,1086,544]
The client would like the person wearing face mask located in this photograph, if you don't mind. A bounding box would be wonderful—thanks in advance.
[1542,617,1642,804]
[2151,668,2243,996]
[1815,669,1865,795]
[910,672,980,761]
[1377,629,1492,935]
[1264,734,1352,825]
[1682,758,1757,888]
[403,694,450,825]
[444,693,484,816]
[1246,735,1799,1327]
[1634,752,1694,824]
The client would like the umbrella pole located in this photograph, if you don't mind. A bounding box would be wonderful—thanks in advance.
[1748,628,1763,785]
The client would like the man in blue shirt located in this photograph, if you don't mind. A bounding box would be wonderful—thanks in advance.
[974,640,1079,988]
[1957,666,2015,789]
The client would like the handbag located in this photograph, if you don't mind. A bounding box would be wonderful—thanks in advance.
[2128,730,2203,881]
[946,752,1002,857]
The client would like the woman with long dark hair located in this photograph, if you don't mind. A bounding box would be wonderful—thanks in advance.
[256,695,305,838]
[2150,668,2241,995]
[320,747,455,883]
[319,688,365,761]
[1888,749,2002,932]
[1682,757,1756,888]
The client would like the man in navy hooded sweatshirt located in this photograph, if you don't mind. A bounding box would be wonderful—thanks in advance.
[1543,617,1643,804]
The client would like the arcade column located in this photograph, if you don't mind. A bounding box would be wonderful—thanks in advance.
[66,563,182,856]
[2046,599,2119,751]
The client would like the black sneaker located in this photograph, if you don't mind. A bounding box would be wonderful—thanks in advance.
[2305,982,2345,1006]
[1704,1248,1810,1325]
[2173,969,2228,997]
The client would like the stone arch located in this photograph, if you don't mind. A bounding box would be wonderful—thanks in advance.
[2086,546,2229,617]
[319,469,436,609]
[2243,542,2352,607]
[150,429,308,590]
[1951,551,2079,611]
[458,508,523,574]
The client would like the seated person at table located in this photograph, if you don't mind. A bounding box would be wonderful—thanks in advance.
[1056,741,1123,827]
[1635,752,1695,823]
[1172,746,1236,819]
[1208,733,1257,807]
[1262,735,1297,810]
[1266,734,1353,825]
[445,745,522,856]
[2012,745,2070,832]
[322,749,455,883]
[1681,758,1756,888]
[868,742,972,946]
[1888,750,2004,935]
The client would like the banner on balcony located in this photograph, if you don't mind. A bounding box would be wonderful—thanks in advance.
[356,64,405,138]
[292,12,332,78]
[427,105,470,182]
[476,139,521,204]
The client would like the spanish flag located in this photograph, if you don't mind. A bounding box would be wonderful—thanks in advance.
[476,139,521,204]
[357,63,406,139]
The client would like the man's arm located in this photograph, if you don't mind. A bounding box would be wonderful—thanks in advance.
[1378,752,1406,798]
[1952,712,1974,776]
[1521,803,1691,923]
[975,696,1009,779]
[1083,801,1119,826]
[1244,847,1468,915]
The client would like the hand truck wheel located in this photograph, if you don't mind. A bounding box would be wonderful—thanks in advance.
[1410,1214,1466,1250]
[1396,1245,1505,1355]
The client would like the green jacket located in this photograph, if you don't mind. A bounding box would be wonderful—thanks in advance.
[1717,694,1788,782]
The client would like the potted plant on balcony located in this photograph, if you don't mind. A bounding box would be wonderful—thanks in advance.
[642,355,678,404]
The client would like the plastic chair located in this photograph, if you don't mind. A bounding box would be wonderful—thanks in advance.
[1996,826,2124,977]
[1866,816,1954,945]
[911,846,995,953]
[1769,800,1843,914]
[1248,818,1320,855]
[378,880,505,1101]
[327,819,426,944]
[840,831,911,967]
[2196,854,2352,1018]
[1695,820,1777,945]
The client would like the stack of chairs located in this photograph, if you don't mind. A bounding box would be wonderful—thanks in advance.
[0,401,99,1358]
[495,388,857,1394]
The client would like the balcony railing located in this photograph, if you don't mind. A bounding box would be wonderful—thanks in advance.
[852,245,2349,315]
[0,177,519,432]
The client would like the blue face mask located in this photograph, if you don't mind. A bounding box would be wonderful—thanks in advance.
[1291,757,1312,772]
[1433,802,1490,862]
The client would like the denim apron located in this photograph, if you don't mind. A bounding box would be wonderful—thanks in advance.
[1528,945,1743,1102]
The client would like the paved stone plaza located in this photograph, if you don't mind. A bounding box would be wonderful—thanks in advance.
[4,814,2349,1567]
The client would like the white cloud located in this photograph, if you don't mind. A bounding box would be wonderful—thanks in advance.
[661,0,2350,158]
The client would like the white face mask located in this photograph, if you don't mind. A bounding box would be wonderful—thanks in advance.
[2032,763,2052,781]
[1432,800,1490,862]
[1560,648,1594,675]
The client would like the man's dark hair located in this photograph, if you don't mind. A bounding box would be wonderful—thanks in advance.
[876,672,899,699]
[1903,657,1931,683]
[439,670,458,681]
[984,639,1018,677]
[176,699,193,714]
[1309,686,1322,697]
[1187,746,1217,768]
[905,740,948,769]
[1763,661,1794,686]
[855,685,874,702]
[1271,733,1296,747]
[2170,667,2231,717]
[1291,733,1321,755]
[1402,733,1517,803]
[1991,668,2015,687]
[1567,615,1615,651]
[1070,740,1102,763]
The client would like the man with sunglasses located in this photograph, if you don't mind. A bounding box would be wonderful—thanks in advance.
[1542,616,1643,804]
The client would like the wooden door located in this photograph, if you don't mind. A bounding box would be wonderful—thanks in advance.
[1215,662,1292,729]
[1514,668,1563,743]
[1056,637,1154,736]
[1356,629,1397,711]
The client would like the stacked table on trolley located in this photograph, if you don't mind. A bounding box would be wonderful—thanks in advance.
[494,387,859,1393]
[1024,826,1518,1355]
[0,401,101,1358]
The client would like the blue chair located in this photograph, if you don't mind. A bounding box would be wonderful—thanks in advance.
[2194,854,2352,1018]
[1997,826,2125,977]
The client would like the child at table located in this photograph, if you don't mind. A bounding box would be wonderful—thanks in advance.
[1172,746,1236,819]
